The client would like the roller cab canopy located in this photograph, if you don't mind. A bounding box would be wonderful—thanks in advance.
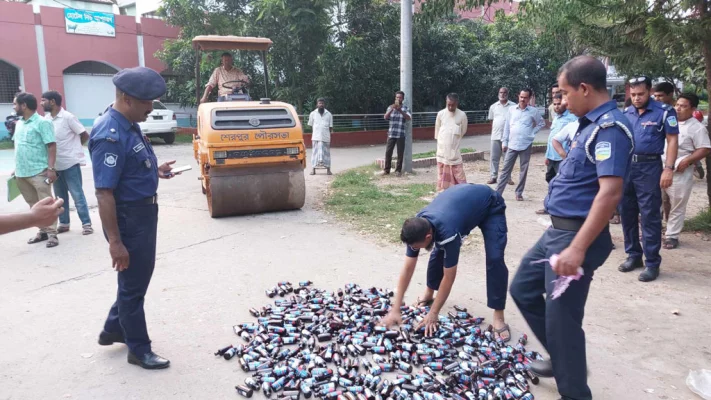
[192,36,273,52]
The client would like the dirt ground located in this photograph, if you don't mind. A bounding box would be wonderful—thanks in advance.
[0,144,709,400]
[365,152,711,400]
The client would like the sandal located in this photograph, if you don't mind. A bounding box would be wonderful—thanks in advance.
[57,225,70,234]
[82,225,94,235]
[28,232,48,244]
[46,235,59,248]
[413,298,434,308]
[663,238,678,249]
[493,322,512,343]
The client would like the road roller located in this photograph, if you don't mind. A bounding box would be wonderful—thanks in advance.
[192,36,306,217]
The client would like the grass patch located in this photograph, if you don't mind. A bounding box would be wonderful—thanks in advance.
[532,141,547,146]
[683,208,711,233]
[174,134,194,144]
[0,140,13,150]
[326,165,435,242]
[412,147,475,160]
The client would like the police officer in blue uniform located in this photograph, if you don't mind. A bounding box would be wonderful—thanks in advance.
[510,56,634,400]
[91,67,178,369]
[380,184,511,341]
[618,76,679,282]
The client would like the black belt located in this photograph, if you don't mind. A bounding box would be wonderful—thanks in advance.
[117,194,158,207]
[550,216,585,232]
[632,154,661,163]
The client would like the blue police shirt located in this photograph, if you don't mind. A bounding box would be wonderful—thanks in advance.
[545,101,633,219]
[624,99,679,155]
[89,108,159,203]
[405,184,501,268]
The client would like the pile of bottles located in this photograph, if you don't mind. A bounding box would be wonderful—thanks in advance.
[215,281,541,400]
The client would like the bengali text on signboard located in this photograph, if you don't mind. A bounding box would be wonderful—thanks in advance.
[65,8,115,38]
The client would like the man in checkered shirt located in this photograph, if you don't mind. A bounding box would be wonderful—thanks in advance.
[382,91,412,176]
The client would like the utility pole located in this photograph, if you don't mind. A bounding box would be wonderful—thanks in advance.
[401,0,413,173]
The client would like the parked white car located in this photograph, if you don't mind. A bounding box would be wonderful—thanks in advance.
[96,100,178,144]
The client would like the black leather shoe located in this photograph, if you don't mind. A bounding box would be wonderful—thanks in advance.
[128,351,170,370]
[98,330,125,346]
[638,267,659,282]
[618,257,643,273]
[529,359,554,378]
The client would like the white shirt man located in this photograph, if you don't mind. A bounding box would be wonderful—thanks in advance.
[435,95,468,192]
[662,94,711,248]
[307,99,334,175]
[47,108,87,171]
[487,88,516,184]
[40,92,93,235]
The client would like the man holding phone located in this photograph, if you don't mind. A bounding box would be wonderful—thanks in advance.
[11,92,60,248]
[382,91,412,176]
[90,67,177,370]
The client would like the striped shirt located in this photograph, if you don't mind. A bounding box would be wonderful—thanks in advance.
[207,66,250,97]
[502,105,545,151]
[386,105,411,139]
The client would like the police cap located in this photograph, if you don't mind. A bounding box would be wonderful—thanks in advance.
[112,67,166,101]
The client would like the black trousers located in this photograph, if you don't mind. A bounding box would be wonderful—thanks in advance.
[510,226,613,400]
[384,137,405,173]
[545,159,561,183]
[103,203,159,357]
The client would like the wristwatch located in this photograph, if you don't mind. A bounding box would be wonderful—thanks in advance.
[48,167,56,172]
[664,164,675,171]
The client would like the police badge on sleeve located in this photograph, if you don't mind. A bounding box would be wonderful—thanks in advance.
[104,153,118,167]
[667,116,678,127]
[595,142,611,161]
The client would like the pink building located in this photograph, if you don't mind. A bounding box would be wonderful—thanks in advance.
[410,0,519,22]
[0,0,178,137]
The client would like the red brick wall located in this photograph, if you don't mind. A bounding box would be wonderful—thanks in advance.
[0,2,42,95]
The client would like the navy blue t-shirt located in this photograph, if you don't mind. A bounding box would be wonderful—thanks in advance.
[405,184,500,268]
[546,101,634,219]
[624,99,678,155]
[89,108,159,203]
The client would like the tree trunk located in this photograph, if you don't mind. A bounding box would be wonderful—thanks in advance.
[701,0,711,209]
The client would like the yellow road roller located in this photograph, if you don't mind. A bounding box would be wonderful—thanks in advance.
[192,36,306,217]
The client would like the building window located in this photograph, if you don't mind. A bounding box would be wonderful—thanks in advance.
[0,60,21,104]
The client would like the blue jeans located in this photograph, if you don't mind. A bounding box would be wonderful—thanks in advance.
[53,164,91,226]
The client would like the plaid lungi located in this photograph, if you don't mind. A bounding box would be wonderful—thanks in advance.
[312,140,331,168]
[437,162,467,192]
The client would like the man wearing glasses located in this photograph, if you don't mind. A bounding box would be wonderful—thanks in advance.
[619,76,679,282]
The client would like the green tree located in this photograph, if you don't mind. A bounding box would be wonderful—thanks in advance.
[250,0,333,112]
[519,0,711,207]
[158,0,332,112]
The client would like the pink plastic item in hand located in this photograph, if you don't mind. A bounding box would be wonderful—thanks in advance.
[532,254,584,300]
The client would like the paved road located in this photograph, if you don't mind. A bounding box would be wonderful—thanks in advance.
[0,131,570,400]
[0,131,550,213]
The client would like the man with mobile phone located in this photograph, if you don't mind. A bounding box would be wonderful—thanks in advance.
[382,91,412,176]
[11,92,60,248]
[90,67,177,370]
